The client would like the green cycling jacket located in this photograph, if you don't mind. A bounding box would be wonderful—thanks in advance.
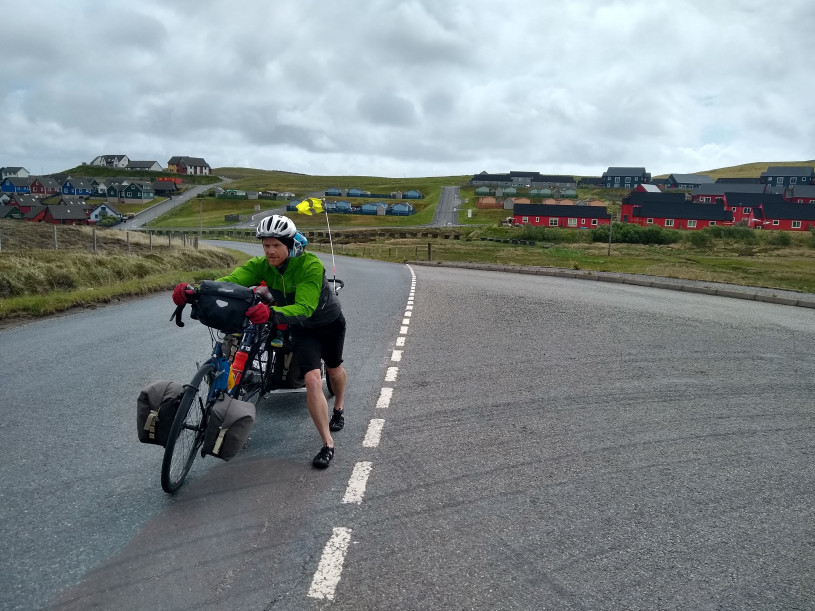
[217,252,342,327]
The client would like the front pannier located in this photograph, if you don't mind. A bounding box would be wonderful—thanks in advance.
[201,392,256,460]
[137,380,185,447]
[191,280,255,334]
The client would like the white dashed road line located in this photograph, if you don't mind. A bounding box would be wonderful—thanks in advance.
[376,387,393,409]
[343,461,374,504]
[307,527,353,600]
[363,418,385,447]
[310,265,416,601]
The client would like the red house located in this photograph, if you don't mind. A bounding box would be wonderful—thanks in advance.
[787,185,815,204]
[44,206,90,225]
[752,201,815,231]
[625,202,733,230]
[29,177,61,198]
[723,192,787,225]
[513,203,611,228]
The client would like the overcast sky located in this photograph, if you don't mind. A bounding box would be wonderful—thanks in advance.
[2,0,813,178]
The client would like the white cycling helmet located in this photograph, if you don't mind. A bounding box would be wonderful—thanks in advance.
[256,214,297,240]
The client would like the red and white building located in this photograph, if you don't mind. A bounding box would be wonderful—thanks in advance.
[513,203,611,228]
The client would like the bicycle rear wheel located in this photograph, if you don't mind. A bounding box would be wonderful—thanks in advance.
[161,362,216,493]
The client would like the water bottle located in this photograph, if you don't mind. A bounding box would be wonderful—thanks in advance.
[228,350,248,390]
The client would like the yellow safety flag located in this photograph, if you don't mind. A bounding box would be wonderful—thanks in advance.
[296,197,324,216]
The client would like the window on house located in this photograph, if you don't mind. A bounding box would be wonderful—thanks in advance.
[624,177,631,184]
[798,199,804,203]
[646,218,654,224]
[792,221,802,228]
[743,207,751,214]
[687,220,697,228]
[614,177,620,184]
[778,177,784,184]
[790,177,797,184]
[699,196,710,202]
[549,218,558,227]
[665,219,675,227]
[522,216,528,223]
[591,219,598,226]
[773,220,780,226]
[535,217,539,223]
[567,218,577,227]
[709,221,716,226]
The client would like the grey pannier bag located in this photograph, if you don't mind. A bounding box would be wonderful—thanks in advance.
[137,380,185,446]
[202,392,256,460]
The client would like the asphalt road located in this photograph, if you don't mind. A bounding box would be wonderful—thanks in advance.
[119,178,233,229]
[1,258,813,609]
[430,185,461,226]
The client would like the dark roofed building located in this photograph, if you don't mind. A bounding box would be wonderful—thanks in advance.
[512,203,611,228]
[602,167,651,188]
[664,174,714,189]
[626,202,733,229]
[760,166,815,187]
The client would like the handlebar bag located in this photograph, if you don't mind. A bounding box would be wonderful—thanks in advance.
[202,392,256,461]
[191,280,255,333]
[137,380,185,447]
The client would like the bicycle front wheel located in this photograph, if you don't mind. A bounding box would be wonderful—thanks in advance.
[161,362,216,493]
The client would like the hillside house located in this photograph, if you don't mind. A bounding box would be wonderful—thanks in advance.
[787,185,815,204]
[0,204,23,219]
[624,202,733,229]
[91,155,130,168]
[513,203,611,228]
[404,189,423,199]
[24,205,48,222]
[664,174,715,189]
[126,160,163,172]
[692,183,766,203]
[325,187,343,197]
[4,194,41,213]
[89,203,123,223]
[29,177,61,197]
[1,177,31,194]
[152,181,179,197]
[44,206,90,225]
[61,178,93,196]
[760,166,815,187]
[602,167,651,188]
[167,156,211,175]
[1,167,30,179]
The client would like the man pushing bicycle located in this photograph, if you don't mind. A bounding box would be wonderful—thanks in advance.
[172,214,347,468]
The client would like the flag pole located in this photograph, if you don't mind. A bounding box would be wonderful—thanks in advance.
[323,203,337,283]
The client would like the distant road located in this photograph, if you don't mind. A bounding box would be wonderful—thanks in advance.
[429,185,461,226]
[117,177,233,230]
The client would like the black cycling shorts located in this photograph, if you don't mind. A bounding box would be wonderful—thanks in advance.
[291,313,346,374]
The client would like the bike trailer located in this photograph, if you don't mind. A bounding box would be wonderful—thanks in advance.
[269,346,307,390]
[202,392,256,461]
[136,380,185,447]
[191,280,255,334]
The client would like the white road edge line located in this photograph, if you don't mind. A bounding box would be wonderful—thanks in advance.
[343,461,373,504]
[363,419,385,447]
[396,336,406,347]
[307,527,352,600]
[391,350,402,362]
[385,367,398,382]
